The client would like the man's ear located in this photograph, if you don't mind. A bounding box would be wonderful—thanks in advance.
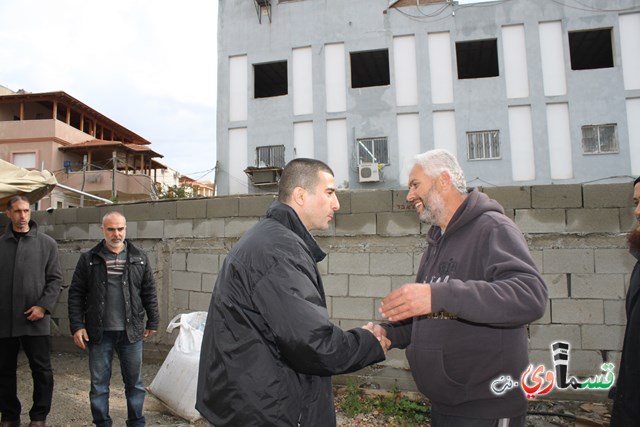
[291,186,306,207]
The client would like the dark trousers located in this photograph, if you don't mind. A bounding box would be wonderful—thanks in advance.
[430,409,526,427]
[0,336,53,422]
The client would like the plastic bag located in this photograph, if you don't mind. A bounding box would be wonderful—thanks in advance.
[147,311,208,422]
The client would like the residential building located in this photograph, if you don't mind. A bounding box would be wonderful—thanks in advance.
[0,86,166,209]
[215,0,640,195]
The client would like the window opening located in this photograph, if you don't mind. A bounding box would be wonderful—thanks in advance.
[467,130,500,160]
[581,124,618,154]
[569,29,613,70]
[254,61,288,98]
[456,39,499,79]
[350,49,390,88]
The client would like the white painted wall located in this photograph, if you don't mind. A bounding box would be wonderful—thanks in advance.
[397,113,421,185]
[546,103,573,180]
[428,32,454,104]
[325,43,347,113]
[627,98,640,176]
[538,21,567,97]
[432,111,457,157]
[293,47,314,115]
[508,105,535,181]
[393,36,418,107]
[619,13,640,91]
[229,55,248,122]
[228,127,248,194]
[293,121,315,159]
[502,25,529,99]
[326,119,349,189]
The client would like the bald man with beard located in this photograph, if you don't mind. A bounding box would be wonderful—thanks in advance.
[610,176,640,426]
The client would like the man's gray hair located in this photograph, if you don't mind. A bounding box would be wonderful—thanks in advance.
[414,149,467,195]
[101,211,126,226]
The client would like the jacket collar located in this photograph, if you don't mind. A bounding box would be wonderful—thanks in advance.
[91,239,139,257]
[2,219,38,240]
[266,200,326,263]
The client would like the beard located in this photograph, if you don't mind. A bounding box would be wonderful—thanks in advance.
[628,223,640,253]
[418,187,445,226]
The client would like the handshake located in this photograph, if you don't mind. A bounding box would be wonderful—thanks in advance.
[361,322,391,353]
[359,282,434,353]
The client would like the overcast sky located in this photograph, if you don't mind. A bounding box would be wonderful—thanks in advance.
[0,0,218,182]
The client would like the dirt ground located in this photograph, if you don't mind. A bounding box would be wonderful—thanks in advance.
[16,350,613,427]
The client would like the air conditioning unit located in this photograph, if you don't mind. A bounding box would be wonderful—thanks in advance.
[358,163,380,183]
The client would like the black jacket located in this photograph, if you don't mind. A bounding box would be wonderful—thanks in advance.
[196,201,385,426]
[0,220,64,338]
[68,240,159,344]
[610,250,640,426]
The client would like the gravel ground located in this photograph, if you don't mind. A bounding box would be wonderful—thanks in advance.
[15,351,612,427]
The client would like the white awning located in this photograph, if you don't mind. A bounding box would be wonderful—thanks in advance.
[0,159,57,207]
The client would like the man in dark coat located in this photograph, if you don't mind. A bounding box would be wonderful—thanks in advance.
[610,176,640,425]
[68,211,159,427]
[0,195,64,427]
[196,158,389,426]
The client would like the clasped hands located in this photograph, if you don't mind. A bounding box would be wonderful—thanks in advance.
[361,283,432,353]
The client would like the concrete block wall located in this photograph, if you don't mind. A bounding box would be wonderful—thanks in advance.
[2,182,636,383]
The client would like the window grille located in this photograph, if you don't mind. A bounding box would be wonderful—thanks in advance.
[467,130,500,160]
[357,137,389,164]
[256,145,286,167]
[581,124,618,154]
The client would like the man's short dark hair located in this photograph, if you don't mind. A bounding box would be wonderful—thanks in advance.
[6,195,30,210]
[278,158,334,203]
[634,176,640,186]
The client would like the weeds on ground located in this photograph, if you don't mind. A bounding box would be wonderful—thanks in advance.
[336,381,430,426]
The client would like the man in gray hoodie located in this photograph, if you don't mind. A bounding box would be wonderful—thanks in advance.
[375,149,548,427]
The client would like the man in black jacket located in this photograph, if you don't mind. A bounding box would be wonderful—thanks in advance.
[68,211,159,427]
[0,195,63,427]
[610,176,640,426]
[196,158,389,426]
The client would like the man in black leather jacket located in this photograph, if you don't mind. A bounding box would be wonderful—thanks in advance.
[68,211,159,427]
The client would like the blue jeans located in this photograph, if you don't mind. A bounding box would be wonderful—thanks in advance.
[88,331,146,427]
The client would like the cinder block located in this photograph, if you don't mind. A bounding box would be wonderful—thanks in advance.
[392,190,412,212]
[89,224,105,240]
[543,274,568,298]
[193,218,224,237]
[202,273,217,293]
[76,207,102,224]
[532,184,582,208]
[335,213,376,235]
[238,195,275,217]
[171,253,186,271]
[174,289,189,310]
[187,253,218,274]
[571,274,625,299]
[56,208,78,224]
[189,291,212,311]
[224,217,258,237]
[376,212,420,236]
[164,220,193,238]
[317,258,328,275]
[514,209,566,233]
[370,253,413,275]
[324,274,349,296]
[566,350,607,376]
[123,201,176,221]
[529,324,581,350]
[351,190,392,213]
[207,197,239,217]
[349,275,391,298]
[336,191,351,214]
[532,301,551,325]
[595,248,637,274]
[391,275,417,290]
[328,253,369,274]
[59,253,81,270]
[582,324,624,350]
[543,249,594,274]
[620,206,636,231]
[137,221,164,239]
[177,199,207,219]
[583,183,634,208]
[551,299,603,324]
[567,208,620,233]
[65,224,91,240]
[172,271,202,292]
[413,252,425,276]
[332,297,375,320]
[482,186,531,209]
[528,349,552,368]
[604,300,625,325]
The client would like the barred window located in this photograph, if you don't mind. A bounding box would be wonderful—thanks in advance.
[467,130,500,160]
[256,145,285,167]
[357,137,389,164]
[581,124,618,154]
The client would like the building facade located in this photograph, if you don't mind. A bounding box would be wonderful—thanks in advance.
[216,0,640,195]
